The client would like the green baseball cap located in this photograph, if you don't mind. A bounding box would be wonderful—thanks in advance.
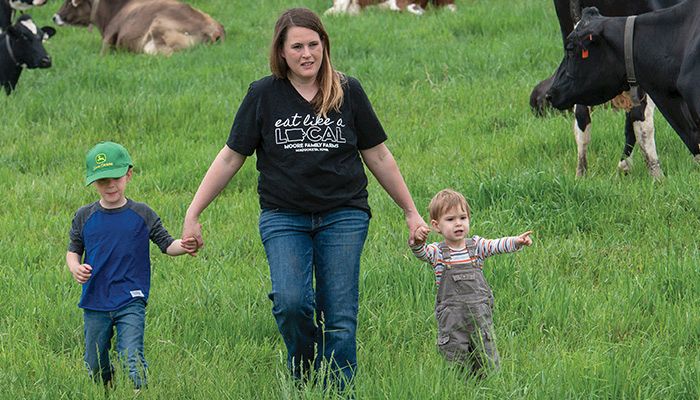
[85,141,133,186]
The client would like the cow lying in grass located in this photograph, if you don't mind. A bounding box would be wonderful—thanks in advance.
[547,5,700,167]
[0,14,55,94]
[52,0,224,56]
[324,0,456,16]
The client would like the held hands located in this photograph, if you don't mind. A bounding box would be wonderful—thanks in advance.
[405,210,428,246]
[69,263,92,284]
[515,231,534,247]
[180,236,200,256]
[412,225,431,246]
[182,216,204,256]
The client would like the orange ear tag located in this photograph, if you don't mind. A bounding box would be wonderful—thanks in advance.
[582,49,589,59]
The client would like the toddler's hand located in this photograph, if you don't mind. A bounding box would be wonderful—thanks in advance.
[516,231,533,247]
[412,225,430,246]
[70,263,92,284]
[181,236,199,256]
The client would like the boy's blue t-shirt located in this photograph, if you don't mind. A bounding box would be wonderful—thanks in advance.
[68,199,175,311]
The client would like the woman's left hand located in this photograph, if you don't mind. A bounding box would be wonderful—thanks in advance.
[405,210,428,246]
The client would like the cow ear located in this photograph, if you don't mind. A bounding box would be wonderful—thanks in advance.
[71,0,81,6]
[41,26,56,40]
[581,6,601,20]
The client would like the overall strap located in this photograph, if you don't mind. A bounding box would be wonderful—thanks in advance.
[438,241,451,262]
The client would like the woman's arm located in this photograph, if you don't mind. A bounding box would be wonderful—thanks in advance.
[360,143,426,244]
[183,146,247,248]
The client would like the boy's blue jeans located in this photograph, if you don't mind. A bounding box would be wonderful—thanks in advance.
[259,207,369,389]
[83,299,148,389]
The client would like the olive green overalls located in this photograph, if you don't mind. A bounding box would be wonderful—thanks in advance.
[434,239,500,374]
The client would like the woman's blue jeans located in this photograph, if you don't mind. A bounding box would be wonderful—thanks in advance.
[259,207,369,388]
[83,299,148,389]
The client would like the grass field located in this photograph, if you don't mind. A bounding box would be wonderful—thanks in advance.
[1,0,699,398]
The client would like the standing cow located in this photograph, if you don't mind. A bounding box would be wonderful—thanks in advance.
[532,0,682,179]
[546,5,700,166]
[52,0,224,56]
[1,0,50,30]
[0,14,55,94]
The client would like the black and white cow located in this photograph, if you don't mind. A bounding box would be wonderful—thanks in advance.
[0,14,55,94]
[547,4,700,166]
[531,0,682,179]
[1,0,49,30]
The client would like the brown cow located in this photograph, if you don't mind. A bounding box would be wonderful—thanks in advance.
[52,0,224,56]
[325,0,456,16]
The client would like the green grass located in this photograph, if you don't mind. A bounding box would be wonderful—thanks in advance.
[2,0,699,398]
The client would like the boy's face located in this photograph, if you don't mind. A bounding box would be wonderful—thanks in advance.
[431,206,470,248]
[93,169,132,209]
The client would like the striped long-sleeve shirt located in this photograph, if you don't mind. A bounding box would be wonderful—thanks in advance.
[410,236,521,286]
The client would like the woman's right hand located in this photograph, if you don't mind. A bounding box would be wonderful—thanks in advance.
[182,216,204,254]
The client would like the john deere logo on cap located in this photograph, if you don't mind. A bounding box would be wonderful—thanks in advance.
[93,152,114,171]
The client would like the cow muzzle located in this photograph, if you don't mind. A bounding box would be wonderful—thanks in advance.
[39,55,51,68]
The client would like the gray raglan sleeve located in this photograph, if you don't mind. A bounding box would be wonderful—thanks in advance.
[131,202,175,254]
[67,204,94,255]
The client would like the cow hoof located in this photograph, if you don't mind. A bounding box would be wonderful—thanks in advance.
[617,158,632,175]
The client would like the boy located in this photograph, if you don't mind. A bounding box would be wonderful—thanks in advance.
[66,141,197,389]
[410,188,532,375]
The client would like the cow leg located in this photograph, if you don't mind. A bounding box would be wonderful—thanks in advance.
[617,112,636,175]
[648,95,700,165]
[629,97,663,179]
[675,53,700,161]
[573,104,591,177]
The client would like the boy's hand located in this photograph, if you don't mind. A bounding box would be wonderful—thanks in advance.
[69,263,92,284]
[181,236,199,256]
[412,225,430,246]
[515,231,533,247]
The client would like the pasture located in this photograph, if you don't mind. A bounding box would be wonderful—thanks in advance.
[1,0,699,398]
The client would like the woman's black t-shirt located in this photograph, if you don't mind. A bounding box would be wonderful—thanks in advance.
[226,75,387,214]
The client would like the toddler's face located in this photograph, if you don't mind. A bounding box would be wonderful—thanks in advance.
[431,206,470,247]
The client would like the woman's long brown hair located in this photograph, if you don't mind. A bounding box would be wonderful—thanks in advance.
[269,8,344,117]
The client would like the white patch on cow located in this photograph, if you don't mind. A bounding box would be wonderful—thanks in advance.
[573,108,591,177]
[384,0,400,11]
[324,0,352,15]
[9,0,32,11]
[143,39,158,55]
[406,4,425,15]
[446,4,457,12]
[53,14,65,26]
[632,97,663,179]
[20,19,38,35]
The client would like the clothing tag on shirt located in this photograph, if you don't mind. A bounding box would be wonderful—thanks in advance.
[130,290,145,298]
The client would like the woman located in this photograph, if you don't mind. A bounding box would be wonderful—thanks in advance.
[182,7,425,389]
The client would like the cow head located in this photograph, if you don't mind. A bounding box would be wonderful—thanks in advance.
[4,14,55,68]
[52,0,92,26]
[546,7,627,110]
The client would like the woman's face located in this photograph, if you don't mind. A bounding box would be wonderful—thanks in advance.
[281,26,324,84]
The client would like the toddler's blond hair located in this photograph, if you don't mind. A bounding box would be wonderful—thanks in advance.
[428,189,471,222]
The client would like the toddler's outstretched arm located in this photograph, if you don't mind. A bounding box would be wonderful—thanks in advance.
[515,231,533,247]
